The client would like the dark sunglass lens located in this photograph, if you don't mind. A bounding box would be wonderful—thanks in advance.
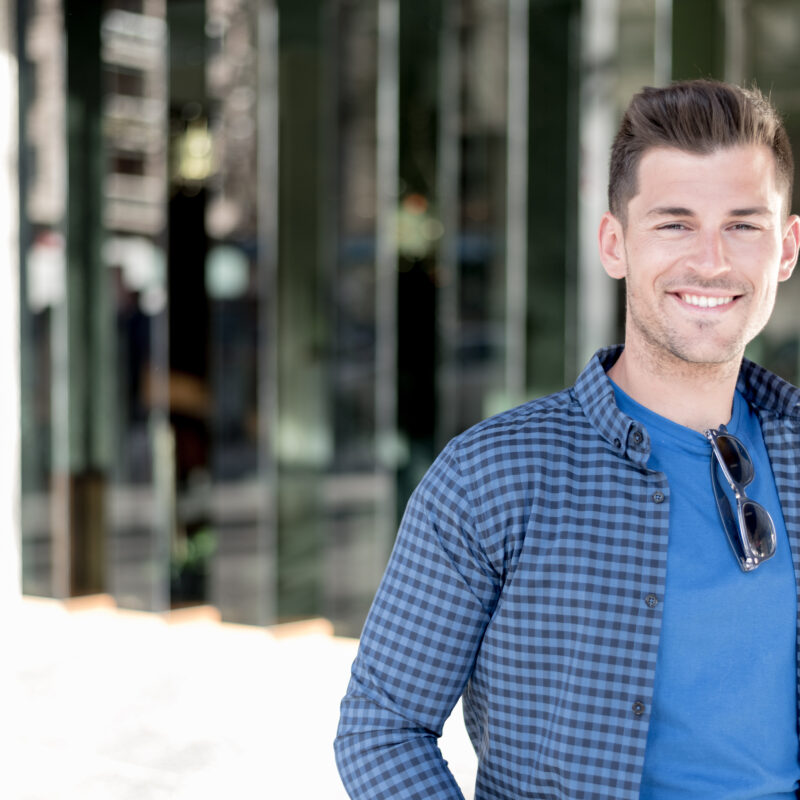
[742,502,775,558]
[716,435,754,485]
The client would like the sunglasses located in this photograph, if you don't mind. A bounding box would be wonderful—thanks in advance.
[704,425,776,572]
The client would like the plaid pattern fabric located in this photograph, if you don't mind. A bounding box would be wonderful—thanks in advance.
[335,347,800,799]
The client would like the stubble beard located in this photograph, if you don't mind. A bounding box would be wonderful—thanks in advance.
[624,288,750,382]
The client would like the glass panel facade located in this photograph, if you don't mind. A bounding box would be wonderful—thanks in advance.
[19,0,68,599]
[204,0,275,625]
[322,0,391,633]
[17,0,800,636]
[103,1,171,613]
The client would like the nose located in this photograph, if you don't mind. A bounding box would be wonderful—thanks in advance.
[687,228,729,276]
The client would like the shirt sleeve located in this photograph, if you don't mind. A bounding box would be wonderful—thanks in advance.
[334,442,501,799]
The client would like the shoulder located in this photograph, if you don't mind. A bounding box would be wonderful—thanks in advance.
[419,347,622,506]
[437,385,588,480]
[403,387,585,582]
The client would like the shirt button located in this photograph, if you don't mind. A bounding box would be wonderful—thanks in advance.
[652,491,665,504]
[613,438,621,449]
[632,701,646,716]
[644,593,658,609]
[632,430,643,445]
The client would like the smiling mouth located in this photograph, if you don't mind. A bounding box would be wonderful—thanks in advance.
[678,293,736,309]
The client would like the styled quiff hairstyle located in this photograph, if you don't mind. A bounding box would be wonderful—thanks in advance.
[609,79,794,224]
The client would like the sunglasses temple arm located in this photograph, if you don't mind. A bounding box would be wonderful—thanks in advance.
[710,459,749,562]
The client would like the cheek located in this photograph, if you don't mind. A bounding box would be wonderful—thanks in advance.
[745,278,780,324]
[624,255,668,291]
[627,239,675,269]
[758,276,781,302]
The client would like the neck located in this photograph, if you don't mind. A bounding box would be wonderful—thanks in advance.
[607,342,741,432]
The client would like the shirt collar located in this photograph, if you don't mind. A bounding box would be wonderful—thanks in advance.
[573,345,800,465]
[736,357,800,423]
[572,346,649,466]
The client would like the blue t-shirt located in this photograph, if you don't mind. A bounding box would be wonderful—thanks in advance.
[611,384,799,799]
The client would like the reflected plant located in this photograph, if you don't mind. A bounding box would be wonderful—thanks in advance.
[170,527,217,604]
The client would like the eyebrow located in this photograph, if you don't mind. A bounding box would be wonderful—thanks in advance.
[647,207,694,218]
[647,205,773,217]
[728,206,772,216]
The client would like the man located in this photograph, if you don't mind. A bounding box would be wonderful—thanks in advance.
[335,80,800,799]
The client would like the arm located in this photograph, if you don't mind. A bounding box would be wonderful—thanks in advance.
[335,444,501,799]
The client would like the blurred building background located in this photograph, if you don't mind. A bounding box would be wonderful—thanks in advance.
[4,0,800,637]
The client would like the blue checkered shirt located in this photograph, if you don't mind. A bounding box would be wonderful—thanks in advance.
[335,347,800,799]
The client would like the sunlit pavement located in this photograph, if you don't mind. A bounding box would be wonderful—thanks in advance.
[8,596,477,800]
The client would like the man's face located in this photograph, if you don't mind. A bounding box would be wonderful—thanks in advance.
[599,144,800,371]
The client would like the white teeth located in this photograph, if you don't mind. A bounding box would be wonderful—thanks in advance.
[681,294,734,308]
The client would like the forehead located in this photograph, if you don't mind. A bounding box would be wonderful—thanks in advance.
[631,144,783,210]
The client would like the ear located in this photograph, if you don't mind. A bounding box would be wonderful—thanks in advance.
[778,214,800,282]
[598,212,627,280]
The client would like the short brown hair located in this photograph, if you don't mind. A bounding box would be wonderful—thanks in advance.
[609,79,794,223]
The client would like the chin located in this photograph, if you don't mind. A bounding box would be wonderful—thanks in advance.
[667,345,743,368]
